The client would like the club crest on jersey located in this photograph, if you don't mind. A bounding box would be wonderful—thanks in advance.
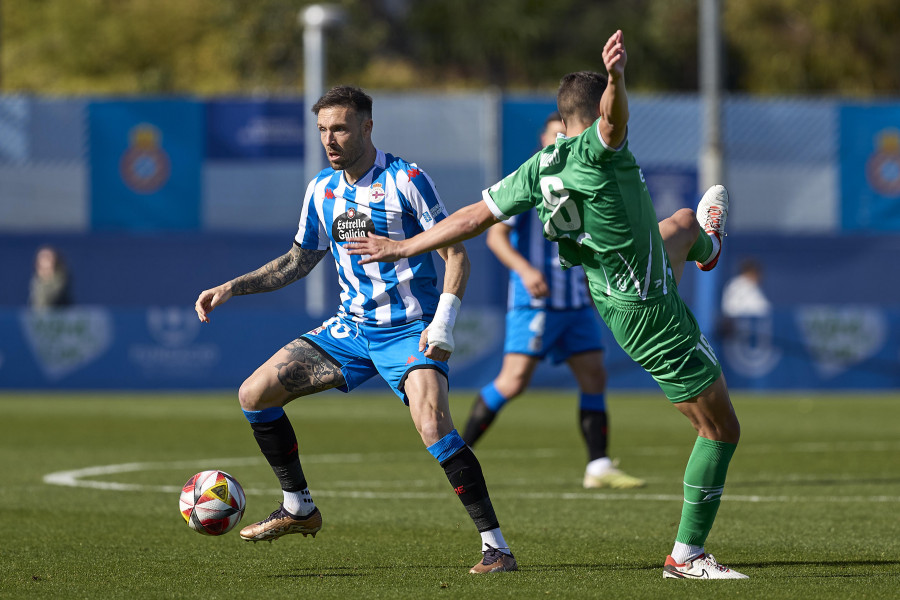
[370,182,386,202]
[332,208,375,241]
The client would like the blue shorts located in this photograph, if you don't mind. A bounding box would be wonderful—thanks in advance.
[301,315,449,405]
[504,306,604,365]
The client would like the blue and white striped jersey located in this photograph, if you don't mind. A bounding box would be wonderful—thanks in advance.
[505,209,592,311]
[294,149,448,326]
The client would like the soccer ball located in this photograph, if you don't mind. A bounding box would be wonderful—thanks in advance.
[179,470,246,536]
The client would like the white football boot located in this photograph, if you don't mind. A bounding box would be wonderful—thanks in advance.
[696,184,729,271]
[663,553,748,579]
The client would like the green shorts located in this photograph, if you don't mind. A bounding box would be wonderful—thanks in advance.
[594,291,722,403]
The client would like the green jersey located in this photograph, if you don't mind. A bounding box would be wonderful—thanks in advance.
[483,119,672,306]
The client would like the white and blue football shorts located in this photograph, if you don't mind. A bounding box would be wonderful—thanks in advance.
[301,314,449,404]
[504,305,604,364]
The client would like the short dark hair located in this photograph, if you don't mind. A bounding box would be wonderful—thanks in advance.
[556,71,607,125]
[311,85,373,119]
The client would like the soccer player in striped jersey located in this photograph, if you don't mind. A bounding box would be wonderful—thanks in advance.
[348,31,748,579]
[195,86,516,574]
[462,112,644,490]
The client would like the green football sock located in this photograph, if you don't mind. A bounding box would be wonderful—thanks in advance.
[686,231,714,263]
[675,437,737,547]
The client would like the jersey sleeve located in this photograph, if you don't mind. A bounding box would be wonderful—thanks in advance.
[396,164,448,230]
[581,117,628,164]
[294,178,330,250]
[481,152,542,220]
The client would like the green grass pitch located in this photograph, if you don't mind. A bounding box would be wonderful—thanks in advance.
[1,390,898,599]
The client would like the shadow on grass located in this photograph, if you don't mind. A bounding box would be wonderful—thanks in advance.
[502,562,660,573]
[273,567,365,579]
[266,558,900,579]
[515,558,900,574]
[741,559,900,569]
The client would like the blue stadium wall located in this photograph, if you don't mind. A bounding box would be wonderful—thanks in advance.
[2,232,899,391]
[1,94,899,390]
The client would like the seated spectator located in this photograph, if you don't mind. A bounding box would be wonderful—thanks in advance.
[29,246,72,309]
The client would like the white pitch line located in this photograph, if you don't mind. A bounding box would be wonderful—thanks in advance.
[42,451,900,504]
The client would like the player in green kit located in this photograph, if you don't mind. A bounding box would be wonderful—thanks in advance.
[347,30,747,580]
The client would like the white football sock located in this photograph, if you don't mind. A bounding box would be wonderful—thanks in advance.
[283,487,316,516]
[480,528,511,554]
[586,457,614,476]
[671,541,704,564]
[701,233,721,266]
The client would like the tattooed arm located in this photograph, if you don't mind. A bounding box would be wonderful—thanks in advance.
[195,244,327,323]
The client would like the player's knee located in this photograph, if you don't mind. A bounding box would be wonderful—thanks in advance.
[709,412,741,445]
[238,377,267,412]
[506,381,527,399]
[412,410,447,447]
[495,374,529,399]
[673,208,700,235]
[417,421,442,447]
[724,416,741,445]
[580,367,608,392]
[674,207,697,221]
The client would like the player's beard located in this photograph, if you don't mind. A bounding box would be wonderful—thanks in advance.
[327,144,364,172]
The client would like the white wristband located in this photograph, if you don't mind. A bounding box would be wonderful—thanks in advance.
[427,293,462,353]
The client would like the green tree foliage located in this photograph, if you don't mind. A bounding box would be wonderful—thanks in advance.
[724,0,900,95]
[2,0,898,95]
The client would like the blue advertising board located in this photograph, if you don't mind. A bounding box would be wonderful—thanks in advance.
[2,305,899,391]
[89,100,203,231]
[0,306,505,392]
[205,100,305,160]
[840,105,900,231]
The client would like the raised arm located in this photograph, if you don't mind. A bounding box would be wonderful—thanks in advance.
[195,244,327,322]
[346,200,498,264]
[598,29,629,149]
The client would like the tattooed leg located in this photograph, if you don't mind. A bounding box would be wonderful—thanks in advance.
[275,338,345,396]
[237,337,341,518]
[238,338,345,412]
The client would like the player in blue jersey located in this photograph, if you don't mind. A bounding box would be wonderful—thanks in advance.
[462,112,644,490]
[195,86,516,574]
